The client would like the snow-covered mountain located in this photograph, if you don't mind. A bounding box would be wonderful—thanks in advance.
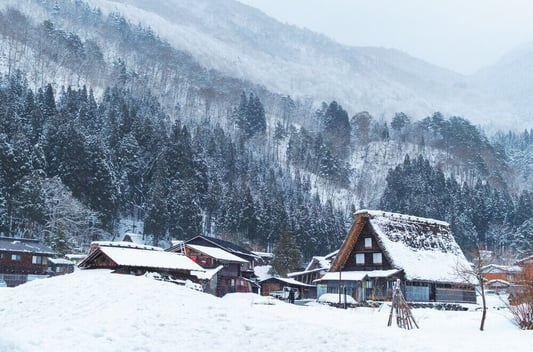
[82,0,527,130]
[472,42,533,123]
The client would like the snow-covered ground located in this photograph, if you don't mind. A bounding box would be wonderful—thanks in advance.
[0,270,529,352]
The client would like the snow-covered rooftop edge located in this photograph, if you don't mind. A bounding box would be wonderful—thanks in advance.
[356,209,449,227]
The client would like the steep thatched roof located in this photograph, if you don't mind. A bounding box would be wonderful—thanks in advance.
[331,210,471,284]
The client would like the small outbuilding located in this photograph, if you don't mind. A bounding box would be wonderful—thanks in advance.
[260,277,316,299]
[48,257,76,275]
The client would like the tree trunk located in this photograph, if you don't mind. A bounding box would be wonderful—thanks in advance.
[480,284,487,331]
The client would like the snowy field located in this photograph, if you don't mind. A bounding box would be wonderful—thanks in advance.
[0,270,529,352]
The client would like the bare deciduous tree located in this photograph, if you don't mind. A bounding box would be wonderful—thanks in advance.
[456,249,490,331]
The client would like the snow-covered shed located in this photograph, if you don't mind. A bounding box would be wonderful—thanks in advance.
[320,210,476,303]
[78,242,204,282]
[47,257,76,275]
[260,277,316,299]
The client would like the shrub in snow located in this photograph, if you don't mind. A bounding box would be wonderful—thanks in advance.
[507,269,533,330]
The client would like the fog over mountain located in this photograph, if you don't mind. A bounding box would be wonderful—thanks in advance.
[84,0,530,130]
[472,42,533,122]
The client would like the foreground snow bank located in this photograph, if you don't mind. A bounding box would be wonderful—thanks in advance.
[0,270,529,352]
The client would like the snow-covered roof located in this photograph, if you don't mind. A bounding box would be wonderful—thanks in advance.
[254,265,273,281]
[187,244,248,263]
[48,258,75,265]
[324,250,339,260]
[287,267,325,278]
[486,279,511,287]
[187,236,260,260]
[516,254,533,265]
[481,264,522,274]
[367,211,470,283]
[65,254,86,261]
[304,256,331,271]
[252,251,273,259]
[81,247,205,272]
[260,277,315,287]
[91,241,163,251]
[0,237,55,255]
[334,210,471,284]
[192,265,224,280]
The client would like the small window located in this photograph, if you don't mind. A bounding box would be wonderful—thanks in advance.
[355,253,365,265]
[32,256,43,264]
[364,238,372,248]
[373,253,382,264]
[11,254,21,261]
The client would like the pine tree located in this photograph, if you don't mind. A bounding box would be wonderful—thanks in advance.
[237,183,257,242]
[322,101,351,157]
[235,92,266,138]
[0,174,8,234]
[512,218,533,254]
[144,158,169,245]
[271,229,302,277]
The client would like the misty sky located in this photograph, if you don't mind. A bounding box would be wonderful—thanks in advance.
[238,0,533,75]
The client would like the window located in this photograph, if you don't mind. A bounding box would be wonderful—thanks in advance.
[364,237,372,248]
[11,254,21,261]
[32,256,43,264]
[355,253,365,265]
[373,253,382,264]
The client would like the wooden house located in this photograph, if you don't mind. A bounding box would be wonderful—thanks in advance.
[319,210,476,303]
[78,241,205,282]
[260,277,316,299]
[167,236,260,296]
[179,235,260,279]
[0,237,55,287]
[185,243,256,296]
[288,251,337,285]
[481,264,521,284]
[47,257,76,275]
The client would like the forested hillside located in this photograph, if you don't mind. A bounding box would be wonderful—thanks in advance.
[0,1,531,263]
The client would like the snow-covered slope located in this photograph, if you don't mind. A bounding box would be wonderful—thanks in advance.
[0,270,529,351]
[83,0,524,130]
[471,42,533,121]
